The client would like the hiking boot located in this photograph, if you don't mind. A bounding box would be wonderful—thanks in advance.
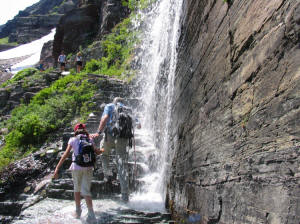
[86,213,97,224]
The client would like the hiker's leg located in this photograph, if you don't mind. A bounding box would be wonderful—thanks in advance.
[100,134,114,180]
[81,169,93,206]
[72,170,83,217]
[115,137,129,201]
[82,169,96,220]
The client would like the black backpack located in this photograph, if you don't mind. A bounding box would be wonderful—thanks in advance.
[111,105,134,139]
[74,135,96,167]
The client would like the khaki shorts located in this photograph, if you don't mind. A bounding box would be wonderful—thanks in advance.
[72,169,93,196]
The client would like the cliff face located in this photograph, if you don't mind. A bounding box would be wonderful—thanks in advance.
[168,0,300,223]
[0,0,78,44]
[52,0,130,62]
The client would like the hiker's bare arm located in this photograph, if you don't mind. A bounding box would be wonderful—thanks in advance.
[90,115,109,138]
[53,144,72,179]
[98,115,109,132]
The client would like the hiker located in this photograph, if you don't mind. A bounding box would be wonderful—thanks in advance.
[92,97,141,202]
[38,62,44,71]
[53,123,104,223]
[75,52,83,73]
[58,51,67,72]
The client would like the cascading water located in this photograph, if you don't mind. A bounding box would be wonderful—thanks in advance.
[128,0,183,212]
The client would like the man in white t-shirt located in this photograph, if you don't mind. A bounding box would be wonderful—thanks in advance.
[58,51,67,72]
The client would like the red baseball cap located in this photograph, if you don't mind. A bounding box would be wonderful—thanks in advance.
[74,123,86,132]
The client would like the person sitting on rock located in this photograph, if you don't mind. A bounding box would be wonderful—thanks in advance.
[75,52,83,73]
[58,51,67,72]
[91,97,141,202]
[53,123,104,223]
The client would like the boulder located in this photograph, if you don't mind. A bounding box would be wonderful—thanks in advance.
[53,4,100,62]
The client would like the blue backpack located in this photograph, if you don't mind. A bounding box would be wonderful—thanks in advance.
[74,135,95,167]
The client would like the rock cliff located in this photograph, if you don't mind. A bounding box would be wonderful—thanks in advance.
[52,0,130,61]
[167,0,300,223]
[0,0,79,44]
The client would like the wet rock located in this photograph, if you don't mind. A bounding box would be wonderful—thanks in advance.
[0,201,23,216]
[168,0,300,223]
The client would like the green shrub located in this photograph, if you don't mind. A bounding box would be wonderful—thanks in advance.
[0,37,18,46]
[122,0,155,10]
[0,73,96,169]
[85,59,102,73]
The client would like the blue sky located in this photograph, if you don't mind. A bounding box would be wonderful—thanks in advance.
[0,0,40,25]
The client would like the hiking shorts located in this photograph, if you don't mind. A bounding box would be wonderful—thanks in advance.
[60,62,66,67]
[72,169,93,196]
[76,61,83,66]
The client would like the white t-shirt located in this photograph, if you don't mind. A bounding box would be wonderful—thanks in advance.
[76,56,82,62]
[58,54,66,63]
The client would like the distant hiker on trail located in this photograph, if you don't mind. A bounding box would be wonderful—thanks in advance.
[91,97,141,202]
[37,61,44,71]
[53,123,104,223]
[58,51,67,72]
[75,52,83,73]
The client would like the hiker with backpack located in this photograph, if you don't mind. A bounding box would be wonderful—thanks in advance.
[92,97,141,202]
[53,123,104,223]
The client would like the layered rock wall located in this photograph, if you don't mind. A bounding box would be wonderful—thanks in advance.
[168,0,300,223]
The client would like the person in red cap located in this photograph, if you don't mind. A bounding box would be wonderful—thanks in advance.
[53,123,103,223]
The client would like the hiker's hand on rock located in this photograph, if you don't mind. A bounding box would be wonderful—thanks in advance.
[95,148,104,155]
[90,133,99,139]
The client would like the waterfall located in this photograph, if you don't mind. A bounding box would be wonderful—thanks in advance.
[129,0,183,212]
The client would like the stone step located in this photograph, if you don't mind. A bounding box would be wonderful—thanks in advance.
[46,178,121,199]
[0,201,23,216]
[46,188,73,200]
[99,209,173,224]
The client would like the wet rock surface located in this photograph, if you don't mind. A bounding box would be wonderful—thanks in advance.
[10,198,173,224]
[168,0,300,223]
